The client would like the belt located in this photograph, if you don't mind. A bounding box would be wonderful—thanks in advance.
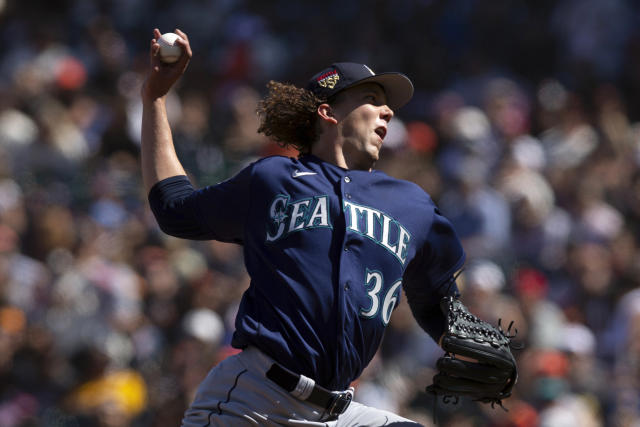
[265,363,353,417]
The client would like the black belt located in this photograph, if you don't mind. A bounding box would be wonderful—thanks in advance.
[265,363,353,417]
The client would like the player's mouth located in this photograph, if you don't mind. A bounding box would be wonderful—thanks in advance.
[375,126,387,141]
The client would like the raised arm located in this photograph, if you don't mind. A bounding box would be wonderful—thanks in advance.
[140,28,192,192]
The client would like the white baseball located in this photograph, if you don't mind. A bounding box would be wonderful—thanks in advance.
[157,32,183,64]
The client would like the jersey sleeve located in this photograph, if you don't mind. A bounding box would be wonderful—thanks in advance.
[402,207,466,341]
[147,164,253,243]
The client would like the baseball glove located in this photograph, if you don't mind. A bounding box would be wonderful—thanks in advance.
[426,296,518,409]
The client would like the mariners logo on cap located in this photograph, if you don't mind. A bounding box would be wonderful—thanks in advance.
[317,69,340,89]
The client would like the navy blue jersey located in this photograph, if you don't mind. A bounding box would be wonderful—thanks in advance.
[149,154,465,390]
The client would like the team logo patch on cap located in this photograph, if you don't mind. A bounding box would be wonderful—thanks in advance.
[317,69,340,89]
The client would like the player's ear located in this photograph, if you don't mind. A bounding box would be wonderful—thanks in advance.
[317,103,338,125]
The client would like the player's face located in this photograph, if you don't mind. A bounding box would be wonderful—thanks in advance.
[331,83,394,170]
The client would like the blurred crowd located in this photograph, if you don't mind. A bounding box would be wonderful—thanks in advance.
[1,0,640,426]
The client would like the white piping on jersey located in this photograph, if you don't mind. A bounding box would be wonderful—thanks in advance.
[292,170,317,178]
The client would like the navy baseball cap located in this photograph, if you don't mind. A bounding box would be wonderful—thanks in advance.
[306,62,414,110]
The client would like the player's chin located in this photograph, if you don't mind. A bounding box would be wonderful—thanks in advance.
[368,144,381,161]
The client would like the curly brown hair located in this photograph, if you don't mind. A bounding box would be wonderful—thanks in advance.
[257,81,327,154]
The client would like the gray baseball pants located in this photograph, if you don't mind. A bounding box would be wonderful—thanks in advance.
[181,346,423,426]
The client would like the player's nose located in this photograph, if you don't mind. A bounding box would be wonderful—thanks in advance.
[380,105,394,122]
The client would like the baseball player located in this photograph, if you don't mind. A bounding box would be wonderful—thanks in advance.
[141,29,515,426]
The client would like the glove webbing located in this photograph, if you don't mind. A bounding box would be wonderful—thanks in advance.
[429,296,521,424]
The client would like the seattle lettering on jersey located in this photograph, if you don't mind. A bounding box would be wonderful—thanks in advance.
[266,195,331,242]
[343,200,411,266]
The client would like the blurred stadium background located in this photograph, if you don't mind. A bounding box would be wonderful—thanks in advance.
[0,0,639,425]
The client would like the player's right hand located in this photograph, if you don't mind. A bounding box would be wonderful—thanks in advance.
[141,28,192,102]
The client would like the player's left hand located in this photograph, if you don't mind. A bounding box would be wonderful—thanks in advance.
[426,296,518,409]
[141,28,192,102]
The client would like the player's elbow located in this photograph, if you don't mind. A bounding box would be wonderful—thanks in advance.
[155,219,207,240]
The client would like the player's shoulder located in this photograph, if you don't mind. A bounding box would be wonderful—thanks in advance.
[372,170,436,205]
[236,155,294,180]
[250,155,329,180]
[250,155,299,171]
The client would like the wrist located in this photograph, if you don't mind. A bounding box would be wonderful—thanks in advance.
[142,94,167,107]
[141,80,168,105]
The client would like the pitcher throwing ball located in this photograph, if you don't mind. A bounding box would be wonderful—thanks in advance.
[141,28,517,426]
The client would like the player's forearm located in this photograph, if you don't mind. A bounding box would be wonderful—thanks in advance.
[141,97,187,192]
